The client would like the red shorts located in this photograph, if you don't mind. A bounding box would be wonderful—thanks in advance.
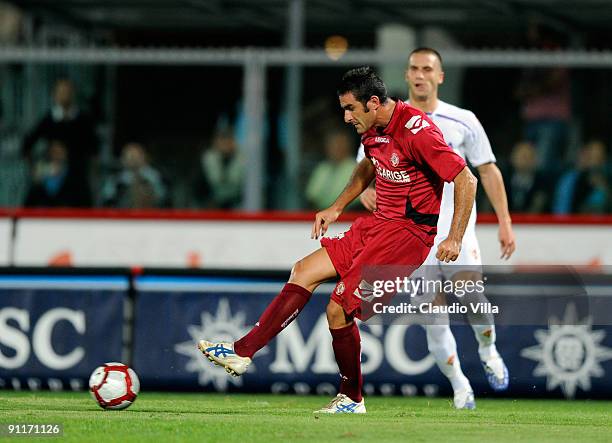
[321,215,434,320]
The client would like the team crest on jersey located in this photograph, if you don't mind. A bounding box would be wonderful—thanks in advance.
[390,152,400,167]
[336,282,345,295]
[405,115,431,134]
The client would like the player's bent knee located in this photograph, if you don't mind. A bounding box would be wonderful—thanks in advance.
[289,258,311,285]
[289,259,303,279]
[289,250,336,291]
[326,300,348,328]
[325,300,337,318]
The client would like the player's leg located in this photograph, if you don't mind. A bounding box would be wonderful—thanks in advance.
[440,231,509,391]
[424,317,475,409]
[416,246,475,408]
[453,269,499,353]
[316,220,430,414]
[198,247,337,375]
[234,247,336,355]
[314,299,366,414]
[451,267,509,391]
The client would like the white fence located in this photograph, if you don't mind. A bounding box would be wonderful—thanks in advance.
[2,212,611,270]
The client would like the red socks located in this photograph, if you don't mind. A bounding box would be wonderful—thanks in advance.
[233,282,363,403]
[234,283,312,358]
[330,322,363,402]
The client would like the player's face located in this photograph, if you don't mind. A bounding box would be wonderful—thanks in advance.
[339,92,376,134]
[405,52,444,101]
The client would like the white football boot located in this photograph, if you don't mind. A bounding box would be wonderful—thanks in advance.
[482,354,509,391]
[314,394,366,414]
[453,387,476,410]
[197,340,251,376]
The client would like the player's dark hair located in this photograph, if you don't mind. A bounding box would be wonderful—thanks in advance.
[409,47,443,67]
[337,66,388,108]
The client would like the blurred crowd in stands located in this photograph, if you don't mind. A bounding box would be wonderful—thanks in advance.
[499,138,609,214]
[17,77,612,214]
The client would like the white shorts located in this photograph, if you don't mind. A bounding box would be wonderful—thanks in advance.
[408,229,488,312]
[418,229,482,282]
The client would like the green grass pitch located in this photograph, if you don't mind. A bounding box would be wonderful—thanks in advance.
[1,391,611,442]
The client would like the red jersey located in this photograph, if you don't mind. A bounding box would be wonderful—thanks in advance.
[362,100,466,238]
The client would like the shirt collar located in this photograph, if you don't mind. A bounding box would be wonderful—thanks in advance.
[377,98,404,135]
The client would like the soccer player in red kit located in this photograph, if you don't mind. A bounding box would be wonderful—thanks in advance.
[198,66,477,413]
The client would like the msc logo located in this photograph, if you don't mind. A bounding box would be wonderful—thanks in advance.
[0,307,85,371]
[521,303,612,398]
[405,115,431,134]
[174,299,261,391]
[374,136,390,144]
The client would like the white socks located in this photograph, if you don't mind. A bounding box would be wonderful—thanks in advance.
[470,324,499,361]
[425,324,470,393]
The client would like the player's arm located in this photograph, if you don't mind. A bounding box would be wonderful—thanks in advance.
[311,157,375,239]
[359,182,377,212]
[477,162,516,259]
[462,109,516,260]
[355,143,376,211]
[437,167,478,262]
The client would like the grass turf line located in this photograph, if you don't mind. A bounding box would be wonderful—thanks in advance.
[1,392,611,442]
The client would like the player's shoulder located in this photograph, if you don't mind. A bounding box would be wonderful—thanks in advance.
[435,100,481,129]
[436,100,477,120]
[401,101,428,119]
[398,102,436,138]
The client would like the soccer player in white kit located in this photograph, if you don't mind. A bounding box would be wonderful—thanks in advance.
[357,48,516,409]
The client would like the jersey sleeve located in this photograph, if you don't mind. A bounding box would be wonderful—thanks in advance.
[356,143,366,162]
[463,111,496,167]
[409,125,466,182]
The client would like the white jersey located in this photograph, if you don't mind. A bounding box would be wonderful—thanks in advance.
[357,99,495,238]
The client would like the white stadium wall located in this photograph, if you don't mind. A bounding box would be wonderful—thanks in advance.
[6,211,612,270]
[476,224,612,268]
[13,217,350,269]
[0,216,11,266]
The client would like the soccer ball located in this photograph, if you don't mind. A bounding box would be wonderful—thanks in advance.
[89,362,140,410]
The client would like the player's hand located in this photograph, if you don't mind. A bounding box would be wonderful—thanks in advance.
[498,222,516,260]
[359,187,377,212]
[311,206,342,239]
[436,237,461,263]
